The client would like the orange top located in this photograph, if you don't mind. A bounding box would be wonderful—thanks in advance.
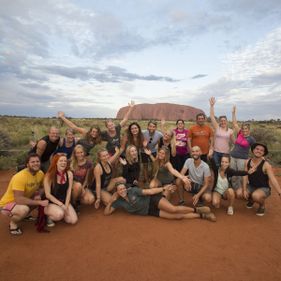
[189,125,213,155]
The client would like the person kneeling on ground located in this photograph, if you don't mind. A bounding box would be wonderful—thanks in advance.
[104,182,216,222]
[243,143,281,216]
[0,153,49,235]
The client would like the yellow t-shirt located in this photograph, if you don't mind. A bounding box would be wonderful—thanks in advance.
[0,168,44,207]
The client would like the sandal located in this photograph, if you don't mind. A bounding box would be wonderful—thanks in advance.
[9,226,23,236]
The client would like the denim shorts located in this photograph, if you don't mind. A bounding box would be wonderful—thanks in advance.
[247,185,271,198]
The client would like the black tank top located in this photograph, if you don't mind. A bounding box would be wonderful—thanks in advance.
[51,172,69,203]
[91,162,112,191]
[31,135,60,162]
[247,159,269,188]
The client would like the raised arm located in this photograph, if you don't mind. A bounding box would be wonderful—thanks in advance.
[232,106,240,133]
[209,97,219,130]
[58,111,87,135]
[120,101,135,127]
[109,147,121,164]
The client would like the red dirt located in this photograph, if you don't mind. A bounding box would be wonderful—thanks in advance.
[1,169,281,281]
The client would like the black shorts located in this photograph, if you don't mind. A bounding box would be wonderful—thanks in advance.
[147,194,162,217]
[141,152,157,164]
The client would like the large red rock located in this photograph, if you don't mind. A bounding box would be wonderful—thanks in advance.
[116,103,204,121]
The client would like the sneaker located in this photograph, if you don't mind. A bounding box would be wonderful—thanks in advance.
[246,200,254,209]
[256,206,265,217]
[227,206,234,216]
[24,215,36,222]
[201,212,216,222]
[47,218,55,227]
[196,206,211,214]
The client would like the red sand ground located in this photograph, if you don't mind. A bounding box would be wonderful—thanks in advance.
[1,169,281,281]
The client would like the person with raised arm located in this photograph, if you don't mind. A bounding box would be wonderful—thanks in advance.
[144,146,190,200]
[57,111,102,155]
[230,105,256,198]
[209,97,235,168]
[91,148,125,208]
[101,101,135,156]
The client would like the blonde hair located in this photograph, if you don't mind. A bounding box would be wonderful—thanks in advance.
[125,145,138,165]
[153,146,170,178]
[70,144,86,171]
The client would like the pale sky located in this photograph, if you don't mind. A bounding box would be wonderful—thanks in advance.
[1,0,281,120]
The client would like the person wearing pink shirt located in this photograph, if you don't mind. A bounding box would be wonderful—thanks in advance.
[209,97,235,168]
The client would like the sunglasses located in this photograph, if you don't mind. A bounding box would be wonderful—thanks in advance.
[148,137,153,144]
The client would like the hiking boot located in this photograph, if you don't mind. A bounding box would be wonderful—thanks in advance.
[47,218,55,227]
[195,206,211,214]
[227,206,234,216]
[246,200,254,209]
[201,212,216,222]
[256,206,265,217]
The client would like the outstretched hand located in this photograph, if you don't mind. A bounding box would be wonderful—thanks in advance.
[209,97,216,107]
[119,157,127,165]
[128,100,135,108]
[57,111,65,118]
[144,148,152,155]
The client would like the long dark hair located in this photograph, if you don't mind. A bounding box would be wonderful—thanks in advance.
[85,125,102,145]
[127,122,144,150]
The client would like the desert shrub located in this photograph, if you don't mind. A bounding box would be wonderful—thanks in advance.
[251,127,277,144]
[0,131,12,156]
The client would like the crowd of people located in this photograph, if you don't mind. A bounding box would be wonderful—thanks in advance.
[1,99,281,236]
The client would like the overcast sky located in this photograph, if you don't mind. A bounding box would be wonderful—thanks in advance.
[1,0,281,120]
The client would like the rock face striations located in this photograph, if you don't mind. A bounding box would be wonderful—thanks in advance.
[116,103,204,121]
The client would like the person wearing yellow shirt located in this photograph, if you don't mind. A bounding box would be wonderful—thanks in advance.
[0,153,49,235]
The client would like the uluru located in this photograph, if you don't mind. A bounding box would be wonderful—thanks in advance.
[116,103,204,121]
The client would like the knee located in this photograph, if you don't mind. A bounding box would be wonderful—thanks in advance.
[51,209,64,221]
[203,194,212,203]
[252,193,263,203]
[67,216,78,225]
[212,199,220,208]
[83,194,95,205]
[17,205,30,218]
[73,183,82,194]
[235,189,243,199]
